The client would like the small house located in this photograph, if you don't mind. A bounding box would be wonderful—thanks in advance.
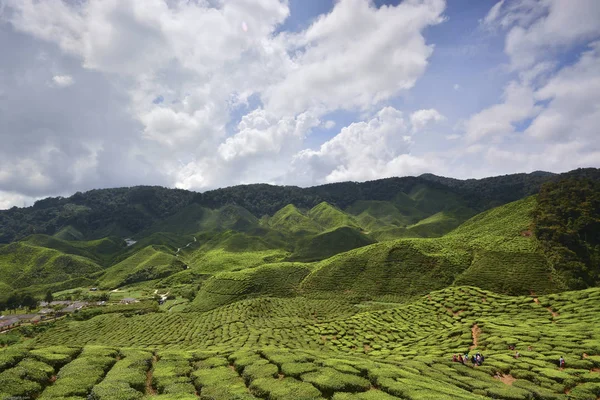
[0,318,20,331]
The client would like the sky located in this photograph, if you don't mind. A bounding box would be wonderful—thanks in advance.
[1,0,599,209]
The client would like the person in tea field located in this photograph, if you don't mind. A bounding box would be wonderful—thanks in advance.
[559,356,565,368]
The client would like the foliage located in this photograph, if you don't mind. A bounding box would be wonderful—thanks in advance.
[532,177,600,288]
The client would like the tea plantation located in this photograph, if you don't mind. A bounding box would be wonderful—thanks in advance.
[1,171,599,399]
[1,286,599,399]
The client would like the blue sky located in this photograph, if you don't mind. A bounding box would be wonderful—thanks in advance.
[0,0,599,208]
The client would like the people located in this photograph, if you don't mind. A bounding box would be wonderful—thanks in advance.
[514,351,520,359]
[559,356,565,368]
[458,354,463,363]
[452,354,457,362]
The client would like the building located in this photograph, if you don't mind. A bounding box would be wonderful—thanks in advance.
[0,317,20,331]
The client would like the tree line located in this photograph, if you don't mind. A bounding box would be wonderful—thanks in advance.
[532,177,600,289]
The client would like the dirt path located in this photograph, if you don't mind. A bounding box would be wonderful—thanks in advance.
[532,297,559,317]
[494,374,516,385]
[470,324,481,350]
[145,355,157,396]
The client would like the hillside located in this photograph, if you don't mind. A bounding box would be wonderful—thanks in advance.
[7,286,598,400]
[98,245,186,289]
[0,170,599,400]
[3,169,596,244]
[0,242,103,297]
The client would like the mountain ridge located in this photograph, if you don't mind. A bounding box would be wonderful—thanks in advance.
[3,168,597,244]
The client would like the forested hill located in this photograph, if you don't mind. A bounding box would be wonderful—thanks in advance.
[1,168,598,243]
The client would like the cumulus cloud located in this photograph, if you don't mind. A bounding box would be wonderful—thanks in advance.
[0,190,35,209]
[323,120,336,129]
[463,81,538,143]
[0,0,447,207]
[289,107,436,184]
[482,0,600,69]
[52,74,74,87]
[525,42,600,144]
[218,109,320,161]
[263,0,446,115]
[410,109,445,132]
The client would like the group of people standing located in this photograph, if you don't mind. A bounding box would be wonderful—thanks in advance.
[452,352,485,366]
[452,347,566,369]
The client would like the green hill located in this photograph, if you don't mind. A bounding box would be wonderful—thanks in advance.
[20,234,124,266]
[307,202,358,230]
[346,200,416,229]
[289,227,376,262]
[0,242,103,292]
[53,225,84,241]
[17,286,600,400]
[407,207,476,237]
[299,197,559,300]
[98,245,186,289]
[139,203,260,237]
[189,262,313,311]
[266,204,323,235]
[300,239,472,301]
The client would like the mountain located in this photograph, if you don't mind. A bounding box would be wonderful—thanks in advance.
[0,168,598,303]
[1,169,600,400]
[4,168,596,244]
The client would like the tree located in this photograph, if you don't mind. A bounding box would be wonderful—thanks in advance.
[6,292,20,312]
[44,290,54,304]
[21,294,38,311]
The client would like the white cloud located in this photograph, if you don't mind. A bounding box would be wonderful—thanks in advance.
[453,83,460,90]
[290,107,429,184]
[218,109,319,161]
[263,0,446,115]
[485,142,600,175]
[323,120,336,129]
[463,81,538,143]
[483,0,600,69]
[52,74,74,87]
[0,0,447,201]
[526,42,600,143]
[0,190,35,209]
[410,108,445,132]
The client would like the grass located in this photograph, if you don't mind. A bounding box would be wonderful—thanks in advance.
[300,238,472,301]
[307,202,359,231]
[188,262,313,311]
[98,245,185,289]
[288,227,375,262]
[266,204,323,235]
[0,284,597,399]
[0,242,103,291]
[22,234,125,266]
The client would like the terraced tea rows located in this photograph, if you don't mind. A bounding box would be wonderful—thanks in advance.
[9,287,596,399]
[3,338,600,400]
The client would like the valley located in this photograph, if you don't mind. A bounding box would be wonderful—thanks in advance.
[0,169,599,399]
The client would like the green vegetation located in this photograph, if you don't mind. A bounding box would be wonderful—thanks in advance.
[0,285,596,399]
[532,177,600,289]
[189,262,313,311]
[0,168,599,399]
[0,242,103,292]
[289,227,375,262]
[98,245,185,289]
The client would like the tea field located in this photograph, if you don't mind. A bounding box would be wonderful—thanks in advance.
[2,286,599,399]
